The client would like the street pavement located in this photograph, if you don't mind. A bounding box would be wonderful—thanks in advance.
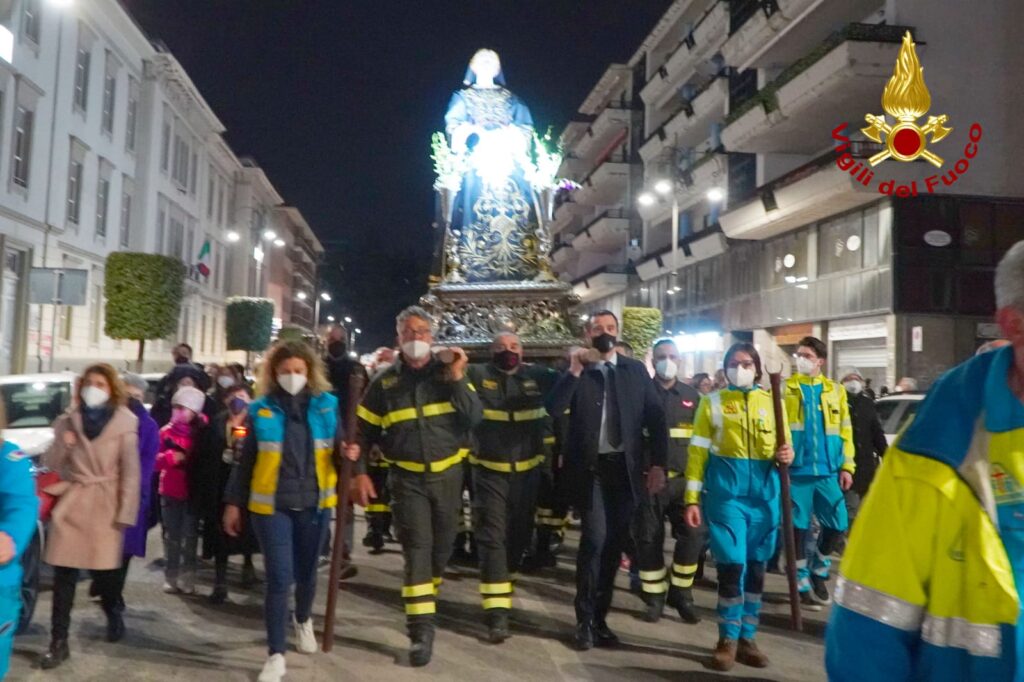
[10,516,830,681]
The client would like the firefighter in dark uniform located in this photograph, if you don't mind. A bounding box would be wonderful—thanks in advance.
[635,338,706,624]
[466,332,557,643]
[356,306,482,667]
[528,404,569,569]
[362,444,392,552]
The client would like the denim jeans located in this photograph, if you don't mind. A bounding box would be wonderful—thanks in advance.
[251,507,329,655]
[161,497,198,583]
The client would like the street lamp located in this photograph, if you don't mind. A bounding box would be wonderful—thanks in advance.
[707,187,725,202]
[226,230,240,243]
[344,316,352,324]
[273,238,285,247]
[352,328,362,354]
[326,315,335,322]
[312,291,331,331]
[263,229,277,241]
[296,291,307,301]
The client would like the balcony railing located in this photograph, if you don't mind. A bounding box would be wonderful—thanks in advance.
[644,72,725,146]
[725,22,915,124]
[569,208,632,239]
[571,262,633,286]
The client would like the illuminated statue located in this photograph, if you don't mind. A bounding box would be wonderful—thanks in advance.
[437,49,559,283]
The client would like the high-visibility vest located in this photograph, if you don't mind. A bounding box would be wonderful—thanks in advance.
[248,392,338,515]
[783,373,855,476]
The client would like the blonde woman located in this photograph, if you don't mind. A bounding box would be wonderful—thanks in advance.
[223,341,372,682]
[38,363,140,669]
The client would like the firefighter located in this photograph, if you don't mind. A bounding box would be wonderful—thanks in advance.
[826,241,1024,680]
[684,342,793,671]
[527,405,569,571]
[635,338,705,624]
[784,336,855,609]
[466,332,557,643]
[356,306,482,667]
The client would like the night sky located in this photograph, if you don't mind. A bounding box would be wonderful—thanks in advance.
[125,1,672,350]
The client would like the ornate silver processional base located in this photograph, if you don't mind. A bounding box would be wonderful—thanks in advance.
[420,280,582,358]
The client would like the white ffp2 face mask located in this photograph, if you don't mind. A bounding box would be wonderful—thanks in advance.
[401,340,431,361]
[844,380,864,395]
[655,359,678,381]
[796,357,818,376]
[217,375,235,389]
[277,373,307,396]
[81,386,110,408]
[727,366,756,389]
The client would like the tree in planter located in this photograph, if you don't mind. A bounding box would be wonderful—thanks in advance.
[105,253,186,372]
[226,297,275,369]
[621,307,664,359]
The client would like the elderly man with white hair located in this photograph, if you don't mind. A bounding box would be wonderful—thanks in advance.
[826,240,1024,680]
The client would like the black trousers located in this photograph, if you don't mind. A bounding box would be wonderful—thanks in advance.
[53,565,120,640]
[574,454,634,625]
[472,465,540,611]
[635,477,706,600]
[390,466,463,624]
[365,462,393,535]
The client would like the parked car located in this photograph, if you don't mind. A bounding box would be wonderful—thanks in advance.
[875,392,926,445]
[0,373,76,634]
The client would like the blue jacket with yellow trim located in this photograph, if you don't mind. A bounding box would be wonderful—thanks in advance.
[826,346,1021,681]
[0,441,40,588]
[784,374,855,477]
[684,386,790,506]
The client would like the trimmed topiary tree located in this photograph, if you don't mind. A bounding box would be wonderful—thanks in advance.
[226,297,274,358]
[105,253,187,371]
[621,307,664,357]
[277,325,306,344]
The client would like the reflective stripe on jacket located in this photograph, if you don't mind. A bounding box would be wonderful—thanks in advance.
[684,386,790,506]
[467,363,557,466]
[784,374,854,477]
[248,392,339,515]
[826,346,1021,681]
[356,357,483,468]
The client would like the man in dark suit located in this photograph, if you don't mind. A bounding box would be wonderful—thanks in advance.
[547,310,668,650]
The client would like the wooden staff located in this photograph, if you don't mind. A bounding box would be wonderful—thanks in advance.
[768,368,802,632]
[323,368,367,652]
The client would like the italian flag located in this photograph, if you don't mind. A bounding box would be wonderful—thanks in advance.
[196,239,211,278]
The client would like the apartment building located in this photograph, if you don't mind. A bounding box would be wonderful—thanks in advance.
[559,0,1024,387]
[270,205,323,334]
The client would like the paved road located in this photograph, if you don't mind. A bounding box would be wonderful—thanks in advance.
[11,516,830,681]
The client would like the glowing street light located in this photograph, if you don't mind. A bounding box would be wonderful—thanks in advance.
[296,291,307,301]
[707,187,725,202]
[637,192,656,207]
[263,229,277,241]
[354,328,362,335]
[344,316,352,324]
[320,292,331,302]
[327,315,335,322]
[653,178,673,195]
[226,230,240,243]
[273,238,285,247]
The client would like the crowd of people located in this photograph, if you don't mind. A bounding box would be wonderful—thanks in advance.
[0,242,1020,680]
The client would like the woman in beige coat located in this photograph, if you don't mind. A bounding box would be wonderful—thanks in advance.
[37,363,140,670]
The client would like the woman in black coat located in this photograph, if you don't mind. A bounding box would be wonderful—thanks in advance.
[193,383,259,603]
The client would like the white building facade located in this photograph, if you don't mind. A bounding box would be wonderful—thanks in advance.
[0,0,305,374]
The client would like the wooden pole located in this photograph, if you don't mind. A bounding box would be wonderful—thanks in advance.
[768,370,802,632]
[322,369,366,652]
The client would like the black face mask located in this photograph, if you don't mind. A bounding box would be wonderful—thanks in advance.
[592,333,616,354]
[327,342,346,358]
[493,350,521,372]
[229,397,248,415]
[174,355,188,365]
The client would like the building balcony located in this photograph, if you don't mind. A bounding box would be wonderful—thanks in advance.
[719,145,878,241]
[571,209,631,253]
[742,0,890,70]
[636,225,728,282]
[569,105,635,162]
[721,24,911,155]
[571,263,631,303]
[549,199,588,237]
[721,0,820,70]
[551,242,578,271]
[291,254,316,284]
[640,78,728,165]
[572,154,632,207]
[641,2,729,110]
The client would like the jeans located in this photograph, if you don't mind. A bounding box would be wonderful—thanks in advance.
[161,497,198,583]
[251,507,330,655]
[574,454,634,625]
[51,566,120,640]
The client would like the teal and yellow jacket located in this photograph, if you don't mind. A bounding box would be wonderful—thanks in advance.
[685,386,790,506]
[0,441,39,588]
[784,373,855,477]
[826,345,1022,681]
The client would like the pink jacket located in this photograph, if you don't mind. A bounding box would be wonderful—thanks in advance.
[155,415,208,500]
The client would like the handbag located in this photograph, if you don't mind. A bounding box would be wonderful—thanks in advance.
[36,470,65,522]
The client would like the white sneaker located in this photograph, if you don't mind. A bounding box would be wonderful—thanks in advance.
[178,573,196,595]
[162,581,179,594]
[258,653,286,682]
[293,616,318,654]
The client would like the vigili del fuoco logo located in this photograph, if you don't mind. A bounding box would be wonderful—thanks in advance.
[832,31,982,197]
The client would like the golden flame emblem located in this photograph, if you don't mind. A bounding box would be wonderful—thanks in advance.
[861,31,952,167]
